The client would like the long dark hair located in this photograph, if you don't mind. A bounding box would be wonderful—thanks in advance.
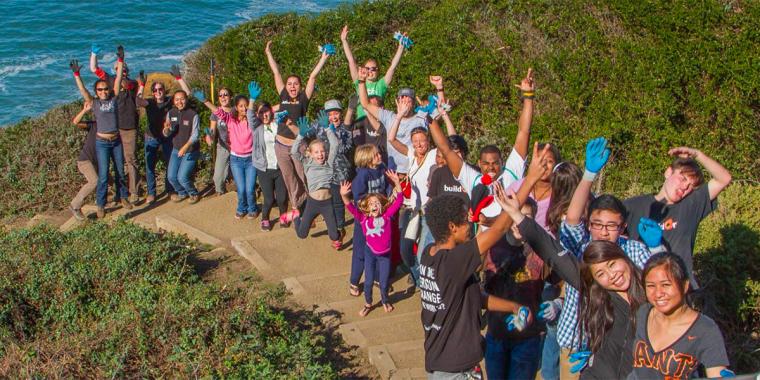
[578,241,646,353]
[231,95,248,119]
[546,162,582,234]
[642,252,691,304]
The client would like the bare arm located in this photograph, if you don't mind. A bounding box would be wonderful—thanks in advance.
[72,101,92,127]
[429,118,463,177]
[357,69,381,120]
[514,143,552,206]
[438,103,457,136]
[669,147,732,200]
[72,69,92,102]
[566,178,592,226]
[483,294,522,313]
[176,76,191,96]
[384,42,405,85]
[340,25,359,81]
[513,68,534,159]
[265,41,285,94]
[113,49,124,97]
[305,52,329,99]
[387,112,408,156]
[89,49,98,74]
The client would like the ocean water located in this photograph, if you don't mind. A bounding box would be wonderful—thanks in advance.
[0,0,350,127]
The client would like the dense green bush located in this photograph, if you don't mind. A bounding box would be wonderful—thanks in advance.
[0,221,337,378]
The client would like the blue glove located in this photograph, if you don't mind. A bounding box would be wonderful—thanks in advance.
[192,90,206,102]
[393,32,414,49]
[638,217,663,248]
[585,137,610,174]
[720,369,735,377]
[569,351,592,374]
[248,81,261,101]
[319,43,336,55]
[537,299,562,322]
[317,109,329,130]
[91,43,101,55]
[415,95,438,114]
[275,110,289,124]
[297,116,312,137]
[505,306,530,332]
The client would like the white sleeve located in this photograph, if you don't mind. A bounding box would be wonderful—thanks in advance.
[456,163,479,199]
[501,148,526,188]
[378,109,394,128]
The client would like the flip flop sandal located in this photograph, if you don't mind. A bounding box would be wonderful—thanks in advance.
[383,303,394,313]
[359,304,373,317]
[349,284,360,297]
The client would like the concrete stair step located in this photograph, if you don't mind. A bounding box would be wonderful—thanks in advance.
[368,339,426,380]
[338,310,423,349]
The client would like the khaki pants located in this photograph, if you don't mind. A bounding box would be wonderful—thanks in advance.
[274,141,307,209]
[119,128,138,196]
[559,348,580,380]
[71,160,98,210]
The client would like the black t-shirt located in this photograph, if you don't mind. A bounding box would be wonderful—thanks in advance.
[277,89,309,139]
[144,97,172,138]
[351,117,388,162]
[77,121,98,165]
[419,239,483,373]
[624,185,717,287]
[115,84,139,130]
[628,304,729,380]
[428,165,470,204]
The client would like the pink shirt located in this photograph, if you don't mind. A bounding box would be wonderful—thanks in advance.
[214,108,253,156]
[507,178,552,232]
[346,194,404,255]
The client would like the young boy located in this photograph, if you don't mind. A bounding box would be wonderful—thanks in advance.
[420,192,530,378]
[624,146,731,288]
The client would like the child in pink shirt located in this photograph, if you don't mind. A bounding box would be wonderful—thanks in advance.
[340,170,403,316]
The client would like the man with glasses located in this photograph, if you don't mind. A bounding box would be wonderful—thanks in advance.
[136,73,174,204]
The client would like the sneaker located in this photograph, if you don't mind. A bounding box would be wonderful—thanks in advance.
[121,199,133,210]
[172,194,187,202]
[69,205,85,221]
[96,207,105,219]
[146,195,156,205]
[247,211,259,220]
[188,195,200,204]
[280,209,300,224]
[332,239,343,250]
[129,194,139,204]
[260,219,271,231]
[235,212,245,220]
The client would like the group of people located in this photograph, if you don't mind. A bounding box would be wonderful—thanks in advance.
[67,25,737,379]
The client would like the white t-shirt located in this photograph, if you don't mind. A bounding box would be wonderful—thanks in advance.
[456,148,526,222]
[378,109,428,174]
[263,122,278,170]
[407,148,438,210]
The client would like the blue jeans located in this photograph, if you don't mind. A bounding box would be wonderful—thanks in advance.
[167,148,198,197]
[419,215,434,256]
[485,333,542,380]
[229,155,258,214]
[95,138,128,207]
[364,251,391,305]
[399,207,419,285]
[144,136,173,196]
[540,323,561,380]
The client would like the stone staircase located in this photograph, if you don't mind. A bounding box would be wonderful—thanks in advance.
[57,192,427,379]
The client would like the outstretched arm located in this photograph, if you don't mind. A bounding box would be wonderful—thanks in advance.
[70,60,92,102]
[513,68,534,159]
[384,40,405,85]
[357,68,381,120]
[305,51,329,99]
[387,99,412,156]
[429,118,463,177]
[437,101,457,136]
[88,43,106,79]
[566,138,611,225]
[340,25,359,81]
[669,147,732,200]
[265,41,285,94]
[112,46,124,96]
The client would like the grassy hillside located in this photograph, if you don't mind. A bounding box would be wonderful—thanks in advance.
[0,0,758,371]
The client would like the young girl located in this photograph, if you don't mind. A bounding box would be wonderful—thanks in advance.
[290,121,343,249]
[348,144,394,296]
[631,253,731,379]
[340,170,403,316]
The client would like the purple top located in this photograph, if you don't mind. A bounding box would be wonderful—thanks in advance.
[346,194,404,255]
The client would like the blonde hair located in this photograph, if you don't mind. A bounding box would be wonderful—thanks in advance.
[358,193,390,215]
[354,144,379,168]
[308,138,325,151]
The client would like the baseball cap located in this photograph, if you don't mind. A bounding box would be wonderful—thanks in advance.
[324,99,342,112]
[397,87,415,99]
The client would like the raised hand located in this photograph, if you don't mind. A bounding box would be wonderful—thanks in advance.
[429,75,443,89]
[248,81,262,101]
[170,65,181,79]
[637,217,663,248]
[137,70,146,86]
[319,43,336,56]
[340,181,352,196]
[265,40,272,55]
[357,66,368,81]
[91,43,101,55]
[585,137,611,175]
[340,25,349,41]
[317,109,329,130]
[83,100,93,112]
[505,306,531,332]
[569,351,592,374]
[514,68,535,92]
[396,96,412,116]
[668,146,700,159]
[116,45,125,61]
[526,142,552,181]
[69,59,81,74]
[385,170,401,187]
[348,94,359,110]
[393,31,413,50]
[297,116,312,137]
[192,89,206,102]
[537,299,562,322]
[275,110,289,124]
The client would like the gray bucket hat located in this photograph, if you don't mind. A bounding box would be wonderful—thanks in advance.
[397,87,415,99]
[324,99,342,112]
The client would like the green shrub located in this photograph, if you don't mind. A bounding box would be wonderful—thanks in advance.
[0,221,337,378]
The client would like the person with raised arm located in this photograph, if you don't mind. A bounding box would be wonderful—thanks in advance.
[264,40,330,220]
[68,99,98,221]
[251,102,289,231]
[136,70,174,204]
[70,51,130,219]
[90,43,140,203]
[623,146,731,289]
[340,25,407,123]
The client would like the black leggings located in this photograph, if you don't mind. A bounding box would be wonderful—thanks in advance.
[295,195,340,241]
[258,168,288,220]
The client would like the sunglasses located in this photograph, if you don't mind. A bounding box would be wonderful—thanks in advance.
[96,87,109,92]
[364,66,378,72]
[218,93,230,97]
